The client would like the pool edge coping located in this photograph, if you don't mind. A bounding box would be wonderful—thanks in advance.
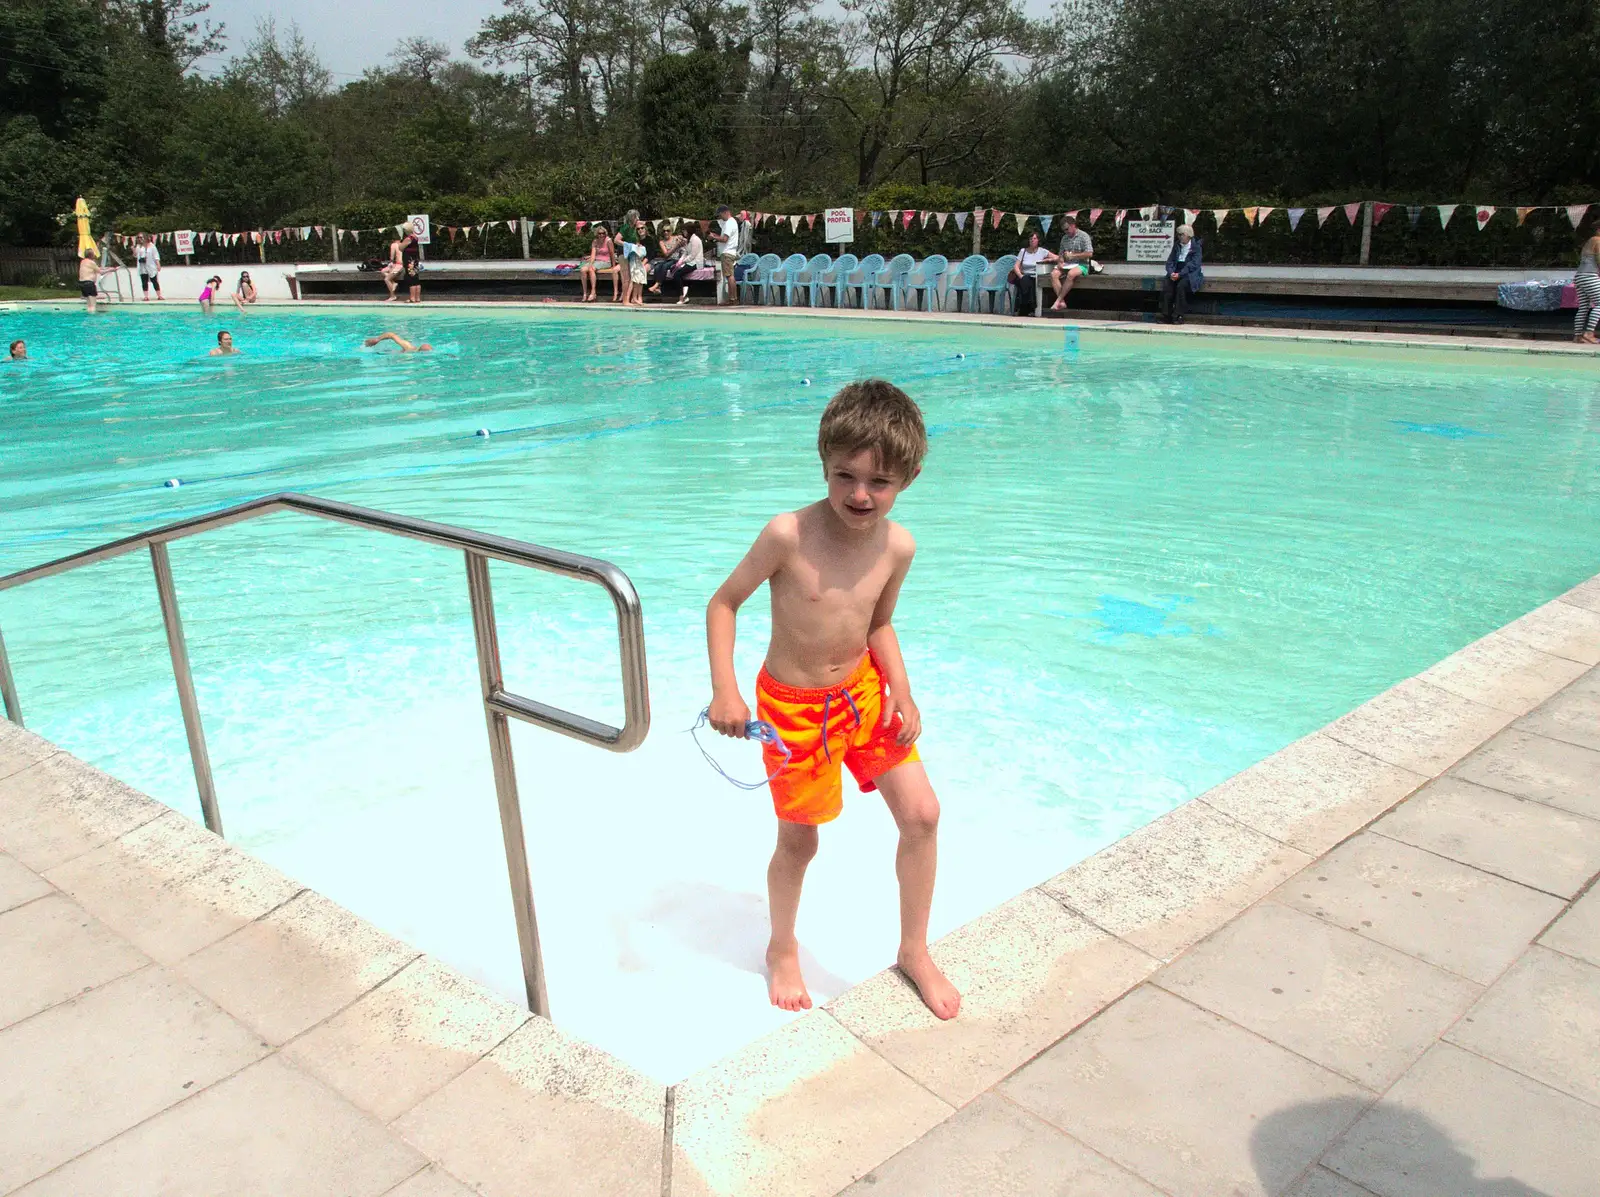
[2,578,1598,1195]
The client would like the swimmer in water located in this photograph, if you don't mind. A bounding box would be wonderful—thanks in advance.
[8,339,24,360]
[209,330,238,356]
[364,332,432,352]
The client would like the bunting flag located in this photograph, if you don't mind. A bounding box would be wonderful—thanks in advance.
[1372,202,1393,226]
[1212,208,1230,227]
[1344,202,1362,225]
[1088,208,1103,225]
[990,209,1004,229]
[806,214,817,230]
[790,215,800,232]
[870,211,883,228]
[351,231,360,243]
[1139,205,1156,220]
[902,211,915,229]
[888,209,901,224]
[1039,214,1053,236]
[1014,212,1027,234]
[953,212,968,232]
[1243,206,1259,226]
[1475,206,1495,231]
[1258,206,1276,225]
[1568,204,1591,229]
[972,207,985,226]
[935,212,948,230]
[1184,208,1200,227]
[575,220,587,232]
[1287,207,1306,231]
[920,210,932,228]
[1437,204,1458,229]
[1407,205,1422,229]
[1115,209,1127,229]
[539,221,549,229]
[1515,206,1535,227]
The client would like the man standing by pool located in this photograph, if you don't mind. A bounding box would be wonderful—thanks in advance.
[400,232,422,304]
[1050,214,1097,311]
[712,205,740,305]
[78,250,113,314]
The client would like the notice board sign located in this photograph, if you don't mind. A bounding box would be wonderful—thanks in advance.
[825,207,855,244]
[173,230,194,255]
[1126,220,1174,262]
[407,213,432,245]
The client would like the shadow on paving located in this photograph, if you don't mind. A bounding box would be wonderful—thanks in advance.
[1253,1098,1552,1197]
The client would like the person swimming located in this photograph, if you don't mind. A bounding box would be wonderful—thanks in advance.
[209,330,238,356]
[363,331,432,352]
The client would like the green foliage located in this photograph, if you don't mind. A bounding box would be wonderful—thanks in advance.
[165,79,322,228]
[638,52,724,179]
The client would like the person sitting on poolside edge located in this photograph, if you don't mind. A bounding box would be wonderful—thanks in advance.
[209,331,238,356]
[364,332,432,352]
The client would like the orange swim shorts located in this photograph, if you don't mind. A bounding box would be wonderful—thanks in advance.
[755,652,921,825]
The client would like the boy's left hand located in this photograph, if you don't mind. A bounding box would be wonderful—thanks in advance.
[882,693,921,746]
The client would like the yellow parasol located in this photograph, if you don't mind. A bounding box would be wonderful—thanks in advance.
[74,196,96,256]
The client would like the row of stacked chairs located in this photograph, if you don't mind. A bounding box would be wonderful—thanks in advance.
[726,253,1024,314]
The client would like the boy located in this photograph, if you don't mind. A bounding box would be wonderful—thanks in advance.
[706,380,960,1020]
[712,205,740,305]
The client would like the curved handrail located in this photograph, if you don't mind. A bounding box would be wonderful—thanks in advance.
[0,491,652,1019]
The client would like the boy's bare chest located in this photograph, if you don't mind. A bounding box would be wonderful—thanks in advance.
[776,546,889,614]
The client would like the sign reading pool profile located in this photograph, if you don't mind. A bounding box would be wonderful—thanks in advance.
[1126,220,1175,262]
[825,207,855,244]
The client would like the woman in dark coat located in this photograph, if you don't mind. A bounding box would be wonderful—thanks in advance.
[1160,224,1203,323]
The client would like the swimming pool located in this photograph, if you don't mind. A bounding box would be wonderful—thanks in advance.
[3,304,1598,1079]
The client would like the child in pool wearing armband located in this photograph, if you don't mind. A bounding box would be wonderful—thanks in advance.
[705,379,960,1021]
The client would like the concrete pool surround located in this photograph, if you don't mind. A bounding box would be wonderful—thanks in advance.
[4,572,1598,1194]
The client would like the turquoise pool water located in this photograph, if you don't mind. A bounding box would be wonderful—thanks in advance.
[3,304,1599,1078]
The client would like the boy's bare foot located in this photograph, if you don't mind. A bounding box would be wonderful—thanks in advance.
[766,945,813,1012]
[898,947,961,1020]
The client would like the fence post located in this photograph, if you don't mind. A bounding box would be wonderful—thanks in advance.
[972,211,983,256]
[520,218,531,259]
[1359,201,1374,266]
[331,227,340,263]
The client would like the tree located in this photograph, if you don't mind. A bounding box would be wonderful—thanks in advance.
[224,17,331,118]
[637,51,723,177]
[113,0,226,70]
[166,79,319,227]
[389,36,453,85]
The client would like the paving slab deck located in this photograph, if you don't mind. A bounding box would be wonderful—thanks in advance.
[2,580,1599,1194]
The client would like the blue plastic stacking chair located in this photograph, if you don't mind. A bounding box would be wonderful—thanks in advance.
[841,254,886,309]
[766,253,809,306]
[818,253,858,307]
[740,253,781,305]
[943,255,989,313]
[722,253,758,303]
[895,255,948,311]
[978,254,1018,315]
[875,254,914,310]
[794,254,832,306]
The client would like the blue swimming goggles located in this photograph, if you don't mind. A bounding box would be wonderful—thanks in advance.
[690,707,793,790]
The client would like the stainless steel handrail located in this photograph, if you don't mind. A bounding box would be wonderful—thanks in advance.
[0,492,651,1018]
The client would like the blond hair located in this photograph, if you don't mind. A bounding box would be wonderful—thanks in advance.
[817,379,927,481]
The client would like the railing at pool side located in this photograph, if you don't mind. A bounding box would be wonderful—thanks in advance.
[0,492,652,1020]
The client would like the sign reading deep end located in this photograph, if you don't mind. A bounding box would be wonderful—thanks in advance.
[825,208,855,244]
[1127,220,1175,262]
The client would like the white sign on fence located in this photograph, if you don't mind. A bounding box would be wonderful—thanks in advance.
[407,214,432,245]
[173,230,194,255]
[1126,220,1175,262]
[825,207,855,244]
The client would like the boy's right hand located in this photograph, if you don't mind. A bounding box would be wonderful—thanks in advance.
[708,692,751,739]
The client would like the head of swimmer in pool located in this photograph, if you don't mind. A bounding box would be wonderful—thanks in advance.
[209,330,236,355]
[817,380,926,532]
[8,339,24,360]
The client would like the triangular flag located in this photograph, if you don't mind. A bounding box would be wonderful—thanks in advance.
[1407,205,1422,229]
[1437,204,1458,229]
[1184,209,1200,227]
[1115,209,1127,229]
[1088,208,1103,225]
[1139,205,1156,220]
[790,215,800,232]
[888,209,900,223]
[1344,202,1361,225]
[300,225,311,238]
[1242,206,1259,226]
[1316,206,1335,227]
[1287,207,1306,231]
[1515,207,1535,227]
[1212,208,1230,227]
[1258,206,1276,224]
[1372,202,1393,226]
[313,225,323,237]
[871,211,883,228]
[972,208,985,226]
[351,231,359,243]
[1014,212,1027,234]
[936,212,948,230]
[990,209,1004,229]
[806,214,816,230]
[1039,214,1053,236]
[576,220,587,232]
[920,210,932,228]
[1567,204,1590,229]
[539,221,549,230]
[953,212,967,232]
[1475,206,1495,231]
[902,211,915,229]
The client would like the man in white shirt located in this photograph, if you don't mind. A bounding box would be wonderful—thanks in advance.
[712,205,741,305]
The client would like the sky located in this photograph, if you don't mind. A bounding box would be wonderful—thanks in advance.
[202,0,1057,80]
